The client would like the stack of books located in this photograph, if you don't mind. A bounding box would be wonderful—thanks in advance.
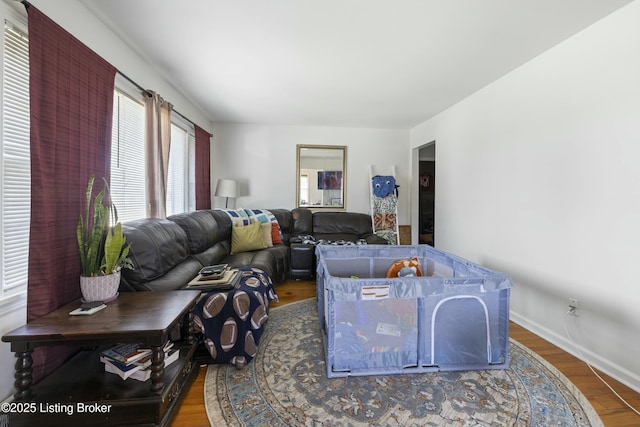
[198,264,228,280]
[100,342,179,381]
[186,264,240,291]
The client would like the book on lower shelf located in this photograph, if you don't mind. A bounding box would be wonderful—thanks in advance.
[101,342,178,381]
[99,342,153,365]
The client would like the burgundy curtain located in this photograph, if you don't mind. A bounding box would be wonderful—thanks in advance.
[27,6,117,381]
[195,125,212,209]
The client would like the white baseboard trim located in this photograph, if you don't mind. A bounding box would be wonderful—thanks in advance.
[510,310,640,394]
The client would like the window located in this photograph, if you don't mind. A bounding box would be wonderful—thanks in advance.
[1,19,30,303]
[110,78,196,221]
[0,11,197,306]
[110,85,146,223]
[299,173,309,205]
[166,121,195,216]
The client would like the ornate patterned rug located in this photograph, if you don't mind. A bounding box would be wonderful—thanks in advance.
[204,298,603,426]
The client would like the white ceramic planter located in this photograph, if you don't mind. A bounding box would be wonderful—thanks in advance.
[80,271,121,302]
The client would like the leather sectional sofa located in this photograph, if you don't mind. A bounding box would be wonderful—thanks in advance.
[118,207,387,292]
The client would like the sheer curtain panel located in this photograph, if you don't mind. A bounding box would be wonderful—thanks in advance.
[144,90,172,218]
[27,5,116,381]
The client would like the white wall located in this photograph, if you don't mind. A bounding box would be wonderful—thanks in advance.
[211,124,411,221]
[0,0,212,401]
[411,1,640,392]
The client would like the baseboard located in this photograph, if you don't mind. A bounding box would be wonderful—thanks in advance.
[510,310,640,394]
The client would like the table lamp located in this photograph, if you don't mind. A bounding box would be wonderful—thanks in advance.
[215,179,238,208]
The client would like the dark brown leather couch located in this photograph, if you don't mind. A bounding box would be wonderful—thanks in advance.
[289,208,388,279]
[118,208,386,292]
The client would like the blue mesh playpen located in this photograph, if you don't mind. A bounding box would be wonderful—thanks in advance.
[316,245,512,378]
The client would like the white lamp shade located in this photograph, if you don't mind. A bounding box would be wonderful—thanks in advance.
[215,179,238,198]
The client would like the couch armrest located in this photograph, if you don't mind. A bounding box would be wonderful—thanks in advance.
[290,243,315,279]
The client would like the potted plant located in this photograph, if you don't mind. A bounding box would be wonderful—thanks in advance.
[76,176,133,302]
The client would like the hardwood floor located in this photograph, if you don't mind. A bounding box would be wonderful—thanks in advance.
[170,280,640,427]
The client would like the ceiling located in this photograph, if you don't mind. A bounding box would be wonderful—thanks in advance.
[80,0,632,129]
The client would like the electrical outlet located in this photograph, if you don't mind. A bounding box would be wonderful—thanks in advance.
[568,298,580,316]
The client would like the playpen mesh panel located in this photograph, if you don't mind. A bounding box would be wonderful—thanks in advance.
[316,245,511,377]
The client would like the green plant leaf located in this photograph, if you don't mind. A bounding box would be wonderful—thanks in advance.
[76,216,87,274]
[103,222,125,274]
[78,175,133,277]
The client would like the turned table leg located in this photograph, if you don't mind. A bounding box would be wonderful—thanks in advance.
[187,311,195,345]
[13,350,33,401]
[149,345,165,394]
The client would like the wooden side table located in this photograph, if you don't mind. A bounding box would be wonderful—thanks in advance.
[2,290,200,427]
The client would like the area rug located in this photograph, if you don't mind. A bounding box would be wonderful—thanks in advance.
[204,298,603,427]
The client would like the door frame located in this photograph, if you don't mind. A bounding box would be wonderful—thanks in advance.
[410,141,435,245]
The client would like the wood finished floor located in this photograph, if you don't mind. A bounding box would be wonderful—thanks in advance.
[170,280,640,427]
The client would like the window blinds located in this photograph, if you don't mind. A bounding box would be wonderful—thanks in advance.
[1,21,30,300]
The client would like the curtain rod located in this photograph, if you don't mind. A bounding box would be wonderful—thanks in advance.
[119,71,213,137]
[19,0,212,137]
[17,0,213,138]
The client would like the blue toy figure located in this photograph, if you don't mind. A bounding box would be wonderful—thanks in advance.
[372,175,399,198]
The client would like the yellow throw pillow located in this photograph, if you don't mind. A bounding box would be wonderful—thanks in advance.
[231,222,267,255]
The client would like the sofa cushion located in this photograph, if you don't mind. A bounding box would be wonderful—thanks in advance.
[224,245,290,284]
[291,207,313,236]
[313,211,374,238]
[260,245,290,283]
[120,218,194,291]
[192,241,230,268]
[130,258,203,292]
[168,210,220,254]
[231,222,267,254]
[209,210,233,241]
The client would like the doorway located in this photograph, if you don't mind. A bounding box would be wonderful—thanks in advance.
[418,143,435,245]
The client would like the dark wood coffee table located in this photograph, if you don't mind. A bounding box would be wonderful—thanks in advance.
[2,290,200,427]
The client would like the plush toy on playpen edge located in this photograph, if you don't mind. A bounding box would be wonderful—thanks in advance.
[386,257,423,278]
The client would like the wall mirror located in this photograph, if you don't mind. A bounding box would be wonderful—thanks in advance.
[296,145,347,209]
